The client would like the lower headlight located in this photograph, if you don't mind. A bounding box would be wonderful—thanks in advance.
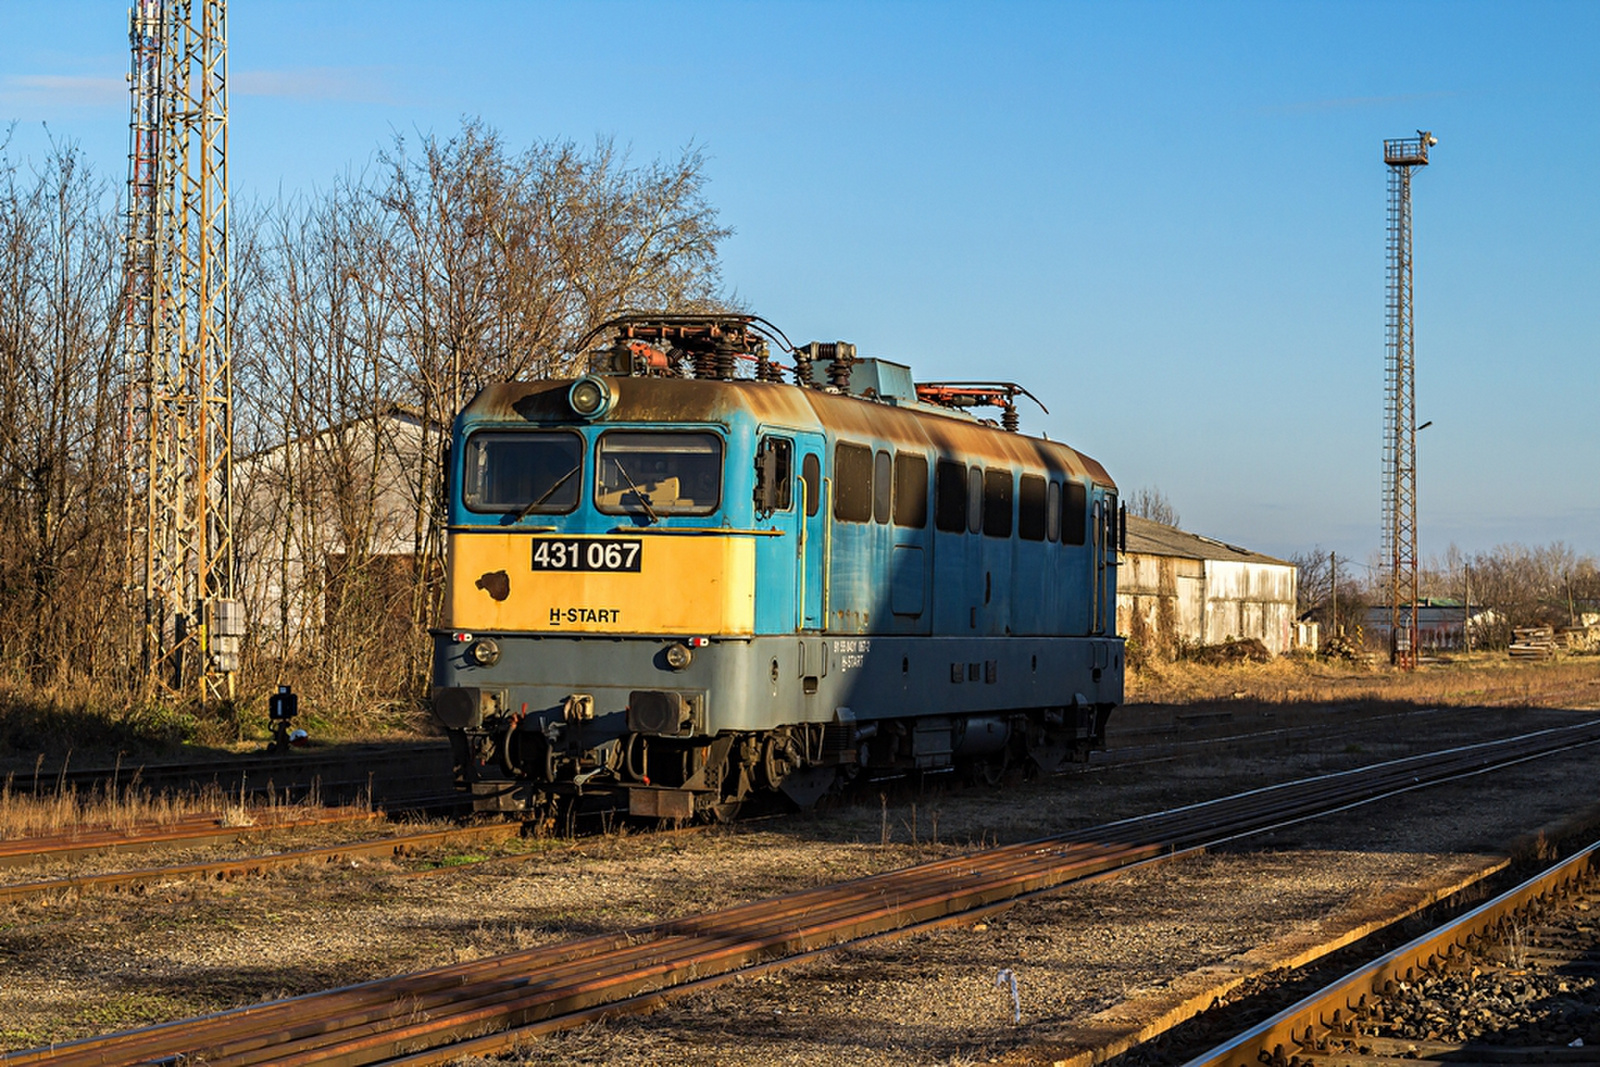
[469,637,501,667]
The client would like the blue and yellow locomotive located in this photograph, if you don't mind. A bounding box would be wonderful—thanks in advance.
[432,314,1123,817]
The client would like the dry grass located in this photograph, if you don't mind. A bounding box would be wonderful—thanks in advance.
[1127,652,1600,711]
[0,769,314,841]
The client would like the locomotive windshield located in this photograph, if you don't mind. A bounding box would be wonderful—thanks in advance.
[596,431,722,517]
[463,431,583,514]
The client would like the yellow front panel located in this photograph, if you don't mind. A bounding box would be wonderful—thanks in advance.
[446,531,756,635]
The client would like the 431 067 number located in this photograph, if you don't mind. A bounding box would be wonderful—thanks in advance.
[530,538,642,573]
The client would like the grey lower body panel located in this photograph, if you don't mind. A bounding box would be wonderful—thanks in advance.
[434,630,1123,742]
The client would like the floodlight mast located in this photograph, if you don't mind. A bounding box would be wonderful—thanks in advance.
[1382,130,1434,670]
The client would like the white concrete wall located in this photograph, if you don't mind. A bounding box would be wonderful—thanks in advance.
[1117,552,1297,656]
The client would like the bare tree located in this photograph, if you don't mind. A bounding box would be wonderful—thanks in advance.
[0,137,127,690]
[1127,486,1180,527]
[232,120,733,722]
[1288,547,1369,638]
[0,117,735,731]
[1455,542,1595,648]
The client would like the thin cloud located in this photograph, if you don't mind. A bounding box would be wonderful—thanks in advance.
[0,74,125,110]
[232,67,401,105]
[1264,90,1461,116]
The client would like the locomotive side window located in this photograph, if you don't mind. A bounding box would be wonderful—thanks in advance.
[1046,480,1062,542]
[934,460,965,532]
[893,453,929,528]
[873,450,893,524]
[754,436,793,514]
[1018,474,1047,541]
[463,431,583,515]
[595,431,723,516]
[983,468,1013,538]
[833,442,873,522]
[801,453,821,517]
[967,466,983,534]
[1063,479,1087,545]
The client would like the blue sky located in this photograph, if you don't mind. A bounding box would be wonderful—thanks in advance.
[2,1,1596,566]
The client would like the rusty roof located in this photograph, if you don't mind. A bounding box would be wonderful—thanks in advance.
[1123,515,1290,567]
[463,378,1115,486]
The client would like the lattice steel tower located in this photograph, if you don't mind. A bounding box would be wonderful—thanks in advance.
[122,0,242,704]
[1382,130,1436,670]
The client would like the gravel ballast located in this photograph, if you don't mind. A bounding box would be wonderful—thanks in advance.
[1,703,1596,1063]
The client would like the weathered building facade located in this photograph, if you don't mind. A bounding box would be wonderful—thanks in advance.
[1363,598,1492,652]
[1117,515,1297,658]
[234,405,437,655]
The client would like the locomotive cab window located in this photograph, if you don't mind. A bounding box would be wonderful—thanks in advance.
[801,453,821,517]
[934,460,965,532]
[834,442,873,523]
[873,450,893,524]
[893,452,929,528]
[595,431,723,517]
[1046,480,1062,542]
[1018,474,1047,541]
[754,436,793,514]
[463,430,583,515]
[983,468,1013,538]
[1063,479,1087,546]
[967,466,984,534]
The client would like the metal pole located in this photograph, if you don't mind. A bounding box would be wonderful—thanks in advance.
[1329,551,1338,637]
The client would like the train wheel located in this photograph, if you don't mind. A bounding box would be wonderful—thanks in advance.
[760,733,803,791]
[706,799,743,824]
[972,748,1010,788]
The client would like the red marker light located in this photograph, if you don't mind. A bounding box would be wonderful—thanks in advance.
[452,631,473,643]
[687,637,710,648]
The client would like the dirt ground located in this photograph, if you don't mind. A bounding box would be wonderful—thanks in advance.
[1,696,1598,1063]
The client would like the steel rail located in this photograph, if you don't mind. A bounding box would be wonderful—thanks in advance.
[11,719,1600,1067]
[387,845,1264,1067]
[1,742,451,798]
[0,822,523,904]
[1179,839,1600,1067]
[0,807,381,869]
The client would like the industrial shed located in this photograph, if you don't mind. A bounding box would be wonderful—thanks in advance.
[234,404,438,654]
[1117,516,1298,658]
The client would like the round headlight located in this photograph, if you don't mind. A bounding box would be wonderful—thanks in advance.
[665,643,693,671]
[469,637,501,667]
[568,375,613,419]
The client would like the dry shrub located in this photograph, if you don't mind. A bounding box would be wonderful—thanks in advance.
[1183,638,1271,666]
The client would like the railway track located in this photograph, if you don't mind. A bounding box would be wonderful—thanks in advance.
[1181,838,1600,1066]
[1088,704,1458,771]
[0,821,525,905]
[0,807,379,869]
[0,703,1519,833]
[10,718,1599,1066]
[1,741,456,812]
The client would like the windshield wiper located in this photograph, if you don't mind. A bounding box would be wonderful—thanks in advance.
[511,464,579,522]
[610,457,660,525]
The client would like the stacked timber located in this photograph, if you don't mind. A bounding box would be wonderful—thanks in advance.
[1557,624,1600,653]
[1509,626,1558,660]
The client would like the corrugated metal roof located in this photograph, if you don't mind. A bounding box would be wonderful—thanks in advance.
[1123,515,1290,567]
